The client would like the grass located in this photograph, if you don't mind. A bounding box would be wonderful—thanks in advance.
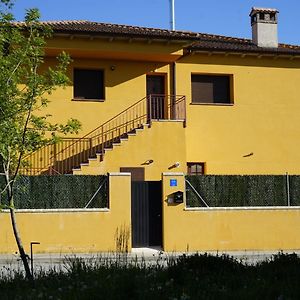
[0,252,300,299]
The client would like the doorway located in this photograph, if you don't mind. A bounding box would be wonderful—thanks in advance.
[146,74,166,120]
[131,181,163,248]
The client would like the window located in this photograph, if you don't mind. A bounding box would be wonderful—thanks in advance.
[187,163,205,175]
[73,69,104,100]
[191,74,232,104]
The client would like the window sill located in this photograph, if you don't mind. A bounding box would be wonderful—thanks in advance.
[190,102,234,106]
[72,98,105,102]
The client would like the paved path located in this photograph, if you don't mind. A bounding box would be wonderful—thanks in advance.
[1,248,300,277]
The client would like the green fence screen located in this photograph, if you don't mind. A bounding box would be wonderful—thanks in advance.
[186,175,300,207]
[0,175,108,209]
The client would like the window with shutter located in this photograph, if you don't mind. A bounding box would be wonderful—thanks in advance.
[191,74,232,104]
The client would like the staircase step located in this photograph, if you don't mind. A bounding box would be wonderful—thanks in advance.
[120,133,128,139]
[72,167,81,171]
[96,153,104,162]
[87,159,100,167]
[72,168,82,175]
[70,123,149,175]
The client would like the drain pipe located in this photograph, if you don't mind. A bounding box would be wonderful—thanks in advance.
[170,0,176,99]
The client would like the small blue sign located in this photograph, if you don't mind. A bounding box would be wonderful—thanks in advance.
[170,179,177,187]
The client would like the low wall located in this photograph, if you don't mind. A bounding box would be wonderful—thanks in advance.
[2,172,300,254]
[162,173,300,252]
[0,173,131,254]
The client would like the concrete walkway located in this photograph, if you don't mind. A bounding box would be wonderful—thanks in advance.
[1,248,300,277]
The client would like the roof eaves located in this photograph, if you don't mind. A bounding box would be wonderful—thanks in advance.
[187,44,300,56]
[51,30,199,42]
[33,20,200,42]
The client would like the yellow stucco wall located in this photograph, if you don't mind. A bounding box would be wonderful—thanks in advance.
[77,121,187,181]
[42,49,300,176]
[43,57,171,136]
[162,173,300,252]
[1,172,300,254]
[0,173,131,254]
[177,54,300,174]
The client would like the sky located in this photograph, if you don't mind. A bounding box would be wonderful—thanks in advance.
[9,0,300,45]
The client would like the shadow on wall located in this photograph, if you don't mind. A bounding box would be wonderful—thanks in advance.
[44,58,169,88]
[180,54,300,69]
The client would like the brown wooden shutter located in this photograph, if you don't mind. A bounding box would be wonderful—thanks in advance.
[192,75,214,103]
[191,75,230,104]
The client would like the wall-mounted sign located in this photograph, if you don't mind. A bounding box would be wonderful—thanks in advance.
[170,179,177,187]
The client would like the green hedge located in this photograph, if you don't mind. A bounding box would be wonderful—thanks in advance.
[0,175,108,209]
[186,175,300,207]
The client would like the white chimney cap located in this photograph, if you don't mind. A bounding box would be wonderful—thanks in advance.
[250,7,279,17]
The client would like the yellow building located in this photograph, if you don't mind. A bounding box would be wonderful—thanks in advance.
[24,8,300,179]
[5,7,299,254]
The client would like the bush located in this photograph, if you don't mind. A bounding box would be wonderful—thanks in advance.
[0,252,299,299]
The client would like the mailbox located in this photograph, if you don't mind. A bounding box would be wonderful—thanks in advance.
[167,191,184,204]
[173,191,184,203]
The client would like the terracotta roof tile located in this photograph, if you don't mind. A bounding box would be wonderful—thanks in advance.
[250,7,279,15]
[188,38,300,55]
[14,20,199,40]
[13,20,300,55]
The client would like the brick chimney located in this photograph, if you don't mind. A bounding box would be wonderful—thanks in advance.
[250,7,279,48]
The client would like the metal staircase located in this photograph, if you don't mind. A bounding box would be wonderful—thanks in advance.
[21,95,186,175]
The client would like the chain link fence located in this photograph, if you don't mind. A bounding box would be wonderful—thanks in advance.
[0,175,108,209]
[186,175,300,208]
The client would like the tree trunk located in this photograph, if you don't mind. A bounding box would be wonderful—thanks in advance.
[9,205,32,280]
[3,160,32,280]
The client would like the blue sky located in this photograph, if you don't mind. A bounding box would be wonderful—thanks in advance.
[10,0,300,45]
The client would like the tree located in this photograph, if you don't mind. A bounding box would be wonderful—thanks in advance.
[0,1,81,279]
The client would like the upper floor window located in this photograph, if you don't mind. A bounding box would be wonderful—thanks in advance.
[191,74,232,104]
[187,162,205,175]
[73,69,104,101]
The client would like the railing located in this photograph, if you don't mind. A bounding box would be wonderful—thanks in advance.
[148,94,186,124]
[20,138,86,175]
[21,95,186,175]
